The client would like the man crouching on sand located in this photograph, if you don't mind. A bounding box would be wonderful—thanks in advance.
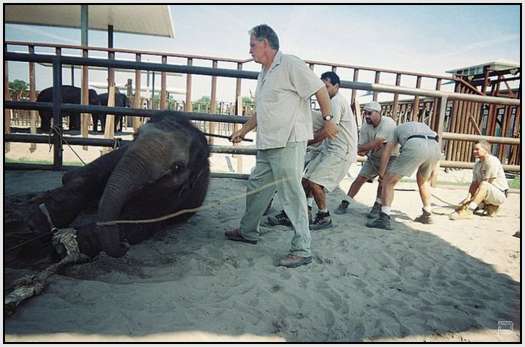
[225,24,336,268]
[449,140,509,220]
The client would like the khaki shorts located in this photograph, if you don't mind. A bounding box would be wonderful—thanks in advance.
[483,183,507,206]
[304,145,322,168]
[359,156,397,179]
[304,150,354,192]
[388,138,441,179]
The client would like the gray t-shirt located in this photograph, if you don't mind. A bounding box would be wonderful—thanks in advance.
[255,51,324,150]
[323,92,358,161]
[359,116,399,161]
[392,121,437,147]
[473,154,509,191]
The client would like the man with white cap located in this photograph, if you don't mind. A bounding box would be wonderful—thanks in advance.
[335,101,398,219]
[366,121,441,230]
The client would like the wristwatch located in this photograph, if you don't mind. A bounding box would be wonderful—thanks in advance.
[322,114,332,121]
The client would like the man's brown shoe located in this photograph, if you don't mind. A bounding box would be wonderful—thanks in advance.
[225,228,258,244]
[484,204,500,217]
[414,208,433,224]
[278,254,312,268]
[449,208,473,220]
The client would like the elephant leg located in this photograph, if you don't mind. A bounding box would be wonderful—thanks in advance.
[70,113,81,131]
[91,114,99,132]
[101,114,107,133]
[5,178,102,267]
[39,111,51,132]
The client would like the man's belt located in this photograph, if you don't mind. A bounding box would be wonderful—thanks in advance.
[407,134,439,142]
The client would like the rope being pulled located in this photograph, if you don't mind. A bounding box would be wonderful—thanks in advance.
[97,176,288,226]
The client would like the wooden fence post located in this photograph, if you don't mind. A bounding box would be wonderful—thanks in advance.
[373,71,381,101]
[101,85,115,155]
[133,53,142,131]
[185,58,193,112]
[392,73,401,122]
[28,45,37,152]
[81,48,90,150]
[160,55,168,110]
[4,60,11,153]
[411,76,422,121]
[209,60,218,144]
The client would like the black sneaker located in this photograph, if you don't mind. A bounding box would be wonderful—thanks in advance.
[367,202,382,219]
[310,211,333,230]
[267,210,292,227]
[334,200,349,215]
[366,212,392,230]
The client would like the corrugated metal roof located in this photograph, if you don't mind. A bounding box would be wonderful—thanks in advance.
[446,60,520,76]
[5,4,174,38]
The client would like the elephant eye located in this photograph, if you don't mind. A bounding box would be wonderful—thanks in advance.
[172,161,186,173]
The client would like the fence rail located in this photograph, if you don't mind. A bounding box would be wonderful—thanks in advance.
[4,48,521,174]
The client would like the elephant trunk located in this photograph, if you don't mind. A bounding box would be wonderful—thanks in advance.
[96,147,158,257]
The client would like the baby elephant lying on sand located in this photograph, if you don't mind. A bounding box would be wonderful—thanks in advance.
[5,112,210,314]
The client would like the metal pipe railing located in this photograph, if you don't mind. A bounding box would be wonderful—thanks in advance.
[441,132,520,145]
[6,52,521,106]
[4,101,249,124]
[4,52,520,172]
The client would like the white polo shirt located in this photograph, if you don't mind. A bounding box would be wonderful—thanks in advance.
[255,51,324,150]
[324,92,358,162]
[473,154,509,191]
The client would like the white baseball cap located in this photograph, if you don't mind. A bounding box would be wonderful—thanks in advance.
[363,101,381,113]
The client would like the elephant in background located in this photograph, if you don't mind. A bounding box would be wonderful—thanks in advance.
[37,85,99,132]
[92,92,130,133]
[5,111,210,264]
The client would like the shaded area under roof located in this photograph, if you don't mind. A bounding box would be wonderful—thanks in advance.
[5,4,175,38]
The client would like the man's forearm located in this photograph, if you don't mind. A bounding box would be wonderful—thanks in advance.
[468,182,479,196]
[241,115,257,134]
[378,143,395,177]
[358,138,385,153]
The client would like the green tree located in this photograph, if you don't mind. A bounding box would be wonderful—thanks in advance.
[9,79,29,100]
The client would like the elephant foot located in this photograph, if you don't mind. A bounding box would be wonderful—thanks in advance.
[95,224,130,258]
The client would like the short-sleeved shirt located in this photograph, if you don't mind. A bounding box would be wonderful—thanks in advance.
[322,92,358,161]
[255,51,324,150]
[359,116,399,161]
[473,154,509,191]
[392,121,437,147]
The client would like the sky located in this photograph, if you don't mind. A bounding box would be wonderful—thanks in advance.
[4,4,521,103]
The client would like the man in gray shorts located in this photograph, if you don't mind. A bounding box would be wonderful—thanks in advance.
[366,121,441,230]
[335,101,398,219]
[449,140,509,220]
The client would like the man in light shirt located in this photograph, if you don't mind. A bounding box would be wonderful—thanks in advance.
[334,101,398,220]
[267,71,357,230]
[225,24,337,268]
[301,71,358,229]
[449,140,509,220]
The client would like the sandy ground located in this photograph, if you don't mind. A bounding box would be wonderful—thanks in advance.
[3,134,522,343]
